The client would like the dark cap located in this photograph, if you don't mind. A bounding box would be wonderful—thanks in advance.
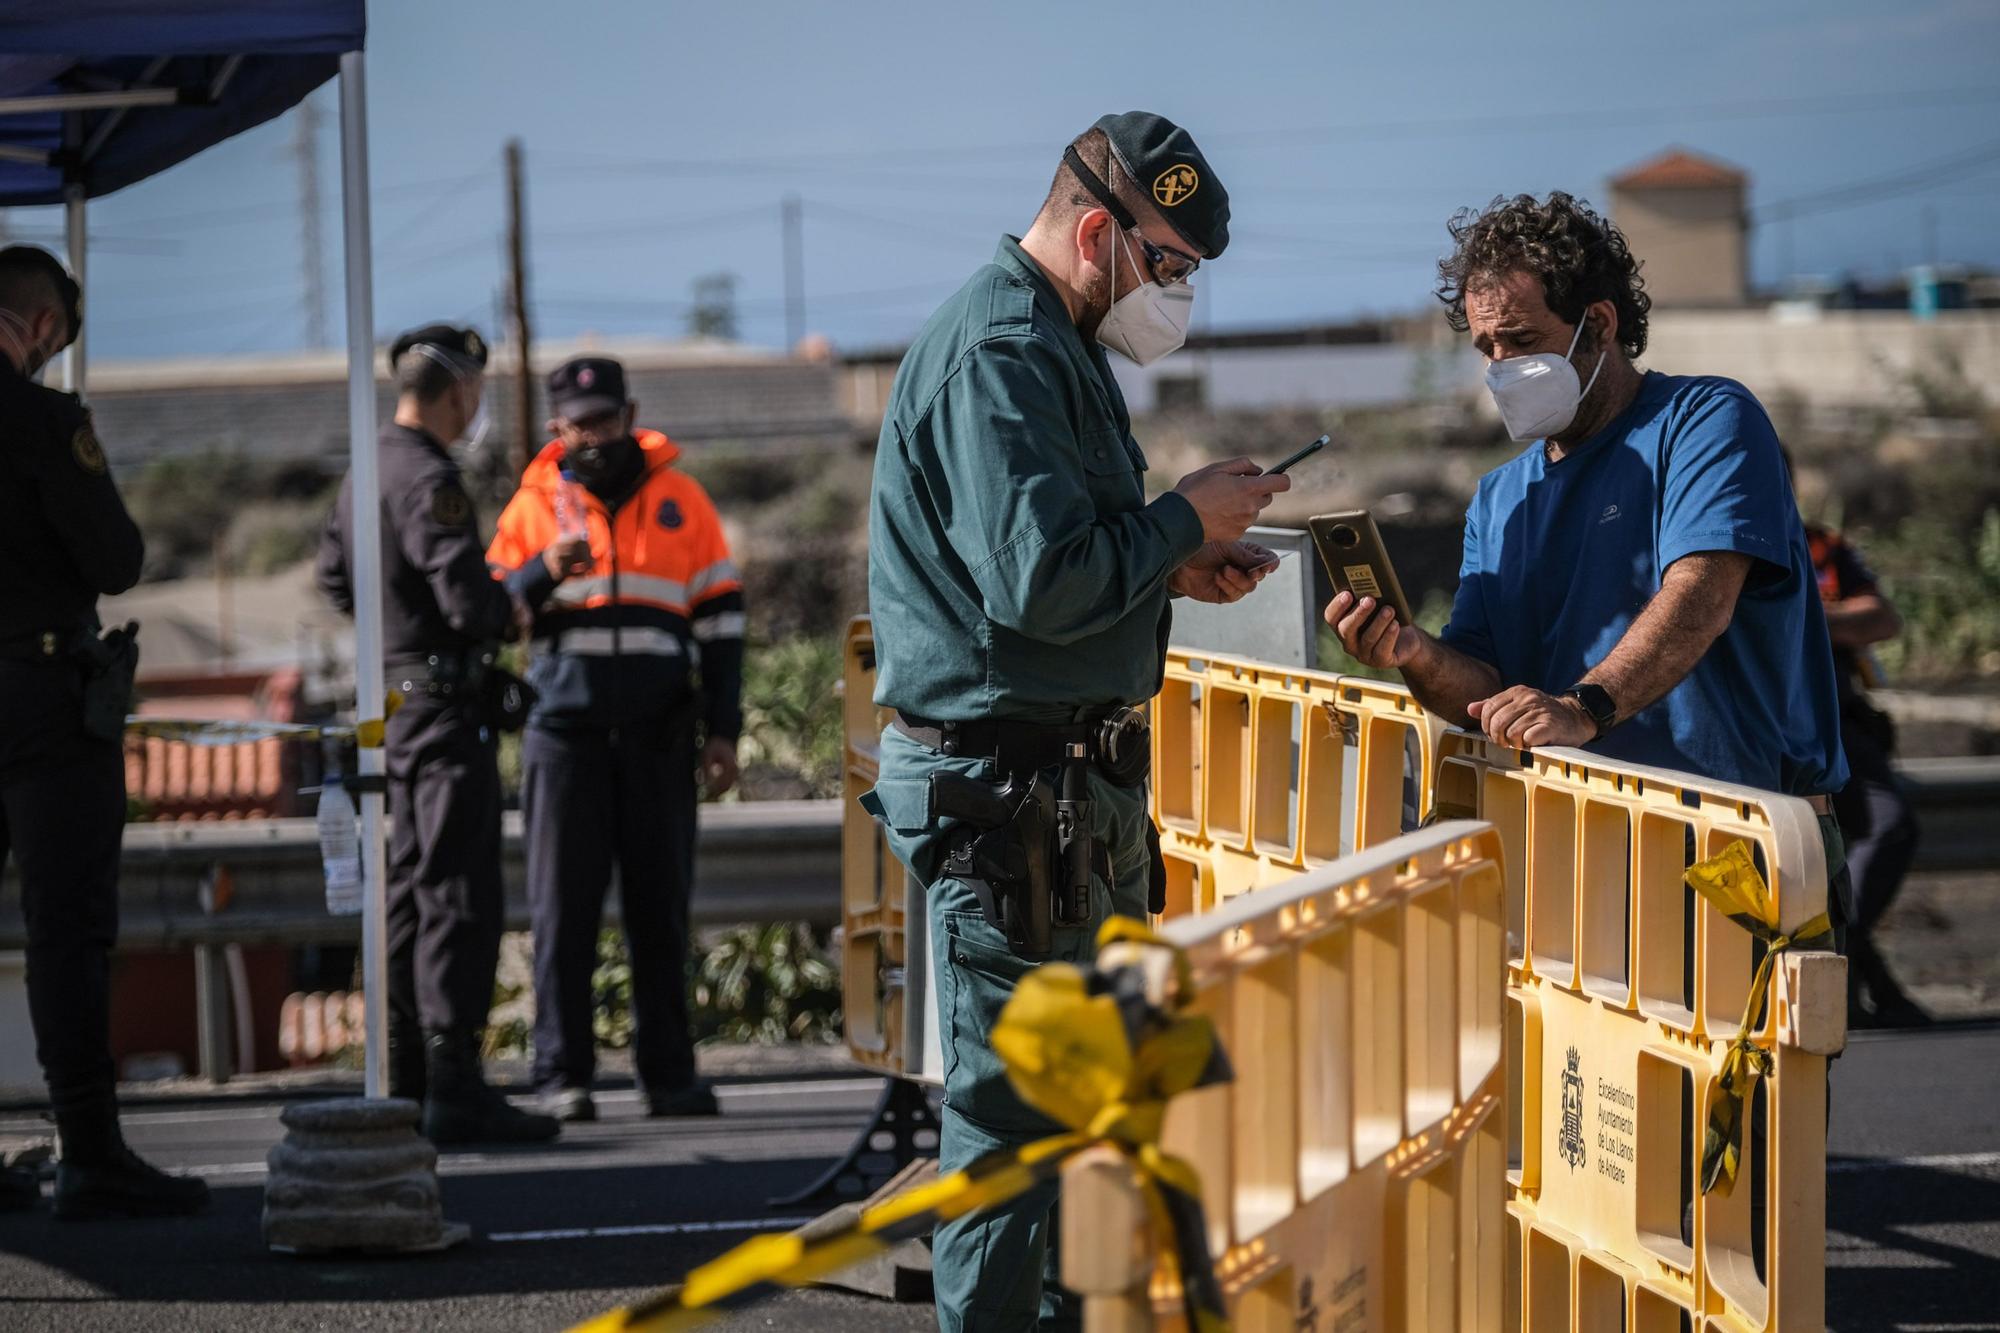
[1090,111,1229,259]
[546,356,629,421]
[387,324,488,377]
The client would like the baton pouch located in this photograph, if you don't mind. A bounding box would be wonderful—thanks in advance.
[1146,820,1168,916]
[72,621,139,744]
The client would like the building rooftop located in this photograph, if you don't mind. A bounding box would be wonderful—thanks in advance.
[86,334,786,393]
[1610,147,1748,191]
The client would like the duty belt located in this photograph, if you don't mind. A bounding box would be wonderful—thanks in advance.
[893,708,1151,788]
[386,647,492,700]
[0,627,94,665]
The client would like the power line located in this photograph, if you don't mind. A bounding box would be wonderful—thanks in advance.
[534,203,775,247]
[1754,138,2000,222]
[113,169,501,234]
[537,281,953,318]
[2,230,183,256]
[535,84,2000,178]
[375,168,497,252]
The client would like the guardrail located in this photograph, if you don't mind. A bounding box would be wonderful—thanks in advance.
[0,800,842,952]
[1900,755,2000,873]
[0,755,1982,957]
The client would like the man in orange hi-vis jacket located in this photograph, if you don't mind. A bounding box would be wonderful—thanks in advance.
[487,355,744,1123]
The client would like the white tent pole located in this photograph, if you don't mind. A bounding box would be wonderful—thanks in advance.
[337,50,389,1101]
[61,175,86,390]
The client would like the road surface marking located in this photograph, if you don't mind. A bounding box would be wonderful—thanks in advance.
[491,1216,816,1243]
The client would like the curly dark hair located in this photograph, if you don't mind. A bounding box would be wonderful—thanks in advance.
[1435,192,1651,358]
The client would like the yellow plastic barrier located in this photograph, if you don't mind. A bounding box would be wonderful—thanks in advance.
[840,632,1446,1076]
[1151,650,1446,914]
[839,618,924,1079]
[841,627,1836,1333]
[1060,821,1511,1333]
[1434,730,1842,1333]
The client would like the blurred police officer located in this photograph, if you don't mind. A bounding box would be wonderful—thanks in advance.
[0,246,209,1217]
[487,356,745,1122]
[864,114,1284,1329]
[315,324,558,1145]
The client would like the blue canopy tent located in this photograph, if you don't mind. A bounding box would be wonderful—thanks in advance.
[0,1,397,1098]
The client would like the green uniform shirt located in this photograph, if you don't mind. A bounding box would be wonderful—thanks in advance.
[868,236,1204,724]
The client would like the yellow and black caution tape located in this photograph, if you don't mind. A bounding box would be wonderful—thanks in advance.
[123,692,402,750]
[569,917,1234,1333]
[1684,839,1834,1197]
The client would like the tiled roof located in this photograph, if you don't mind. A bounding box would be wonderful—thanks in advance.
[1611,148,1748,190]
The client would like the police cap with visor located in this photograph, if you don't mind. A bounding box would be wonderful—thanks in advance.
[388,324,488,378]
[546,356,629,422]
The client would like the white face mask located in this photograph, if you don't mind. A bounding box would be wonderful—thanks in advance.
[1096,229,1193,367]
[0,308,56,381]
[1483,314,1606,443]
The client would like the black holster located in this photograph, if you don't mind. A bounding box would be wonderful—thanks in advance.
[932,754,1112,956]
[932,771,1057,954]
[481,663,537,732]
[72,621,139,743]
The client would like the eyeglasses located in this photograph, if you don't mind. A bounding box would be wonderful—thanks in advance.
[1131,228,1200,286]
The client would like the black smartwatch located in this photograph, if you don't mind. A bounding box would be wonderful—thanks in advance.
[1563,683,1617,739]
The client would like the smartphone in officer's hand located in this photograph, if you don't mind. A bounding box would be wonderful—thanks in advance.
[1309,510,1413,626]
[1264,433,1329,476]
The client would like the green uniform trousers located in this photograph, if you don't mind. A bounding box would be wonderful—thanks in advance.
[867,725,1152,1333]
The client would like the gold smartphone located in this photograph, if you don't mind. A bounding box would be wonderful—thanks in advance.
[1308,510,1413,626]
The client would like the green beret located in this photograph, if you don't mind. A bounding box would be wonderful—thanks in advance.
[1093,110,1229,259]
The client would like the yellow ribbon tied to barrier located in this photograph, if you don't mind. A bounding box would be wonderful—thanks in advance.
[1684,839,1833,1197]
[569,916,1234,1333]
[123,690,403,749]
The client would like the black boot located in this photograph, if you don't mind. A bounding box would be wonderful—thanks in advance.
[388,1015,427,1104]
[52,1106,209,1221]
[420,1032,560,1146]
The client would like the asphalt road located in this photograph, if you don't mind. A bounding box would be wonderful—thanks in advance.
[0,1029,1993,1333]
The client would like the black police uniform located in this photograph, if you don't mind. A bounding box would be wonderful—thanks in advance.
[314,324,555,1145]
[0,245,209,1218]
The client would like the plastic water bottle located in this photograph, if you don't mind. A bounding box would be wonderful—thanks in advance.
[555,467,588,543]
[317,773,364,916]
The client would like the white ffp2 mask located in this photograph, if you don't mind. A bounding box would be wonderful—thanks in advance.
[1484,315,1605,443]
[1096,230,1193,367]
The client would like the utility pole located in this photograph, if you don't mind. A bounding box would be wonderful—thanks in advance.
[294,93,330,348]
[1921,205,1939,267]
[781,194,804,352]
[506,140,535,478]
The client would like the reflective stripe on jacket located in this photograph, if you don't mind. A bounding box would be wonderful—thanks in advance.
[488,429,744,737]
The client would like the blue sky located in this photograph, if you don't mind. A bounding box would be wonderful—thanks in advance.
[9,0,2000,362]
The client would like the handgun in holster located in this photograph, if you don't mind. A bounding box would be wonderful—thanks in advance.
[932,770,1058,954]
[71,621,140,744]
[932,743,1111,955]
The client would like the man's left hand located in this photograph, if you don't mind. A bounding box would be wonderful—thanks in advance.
[1466,685,1596,749]
[1168,541,1280,604]
[700,737,740,798]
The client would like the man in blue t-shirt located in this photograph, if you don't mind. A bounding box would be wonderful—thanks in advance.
[1326,192,1851,914]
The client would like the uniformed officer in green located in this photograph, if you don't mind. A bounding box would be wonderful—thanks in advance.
[865,112,1287,1331]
